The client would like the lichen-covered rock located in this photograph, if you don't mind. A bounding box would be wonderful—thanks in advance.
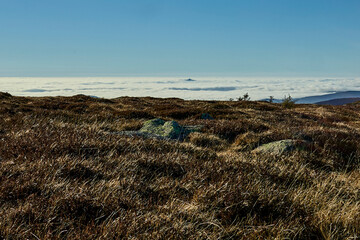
[137,118,201,140]
[162,121,183,139]
[139,118,166,136]
[252,139,309,155]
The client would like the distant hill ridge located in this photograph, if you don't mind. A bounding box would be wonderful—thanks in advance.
[296,91,360,104]
[315,98,360,105]
[265,91,360,105]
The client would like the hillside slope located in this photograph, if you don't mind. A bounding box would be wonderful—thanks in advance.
[296,91,360,104]
[0,93,359,239]
[315,98,360,105]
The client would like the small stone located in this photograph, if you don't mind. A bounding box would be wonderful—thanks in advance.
[200,113,214,120]
[252,139,309,155]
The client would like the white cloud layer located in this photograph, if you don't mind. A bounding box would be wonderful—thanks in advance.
[1,77,360,101]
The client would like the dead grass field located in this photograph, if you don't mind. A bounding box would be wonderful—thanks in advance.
[0,92,359,239]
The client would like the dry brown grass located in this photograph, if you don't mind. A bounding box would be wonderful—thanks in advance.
[0,93,359,239]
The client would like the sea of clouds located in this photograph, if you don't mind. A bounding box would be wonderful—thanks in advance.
[2,77,360,101]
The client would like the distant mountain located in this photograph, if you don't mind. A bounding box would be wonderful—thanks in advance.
[315,98,360,106]
[184,78,196,82]
[296,91,360,104]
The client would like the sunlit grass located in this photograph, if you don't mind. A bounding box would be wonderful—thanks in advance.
[0,93,359,239]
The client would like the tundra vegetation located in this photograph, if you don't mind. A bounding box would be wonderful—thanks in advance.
[0,92,359,239]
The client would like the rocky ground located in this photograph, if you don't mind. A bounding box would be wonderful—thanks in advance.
[0,92,359,239]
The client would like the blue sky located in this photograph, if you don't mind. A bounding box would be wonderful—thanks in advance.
[0,0,359,77]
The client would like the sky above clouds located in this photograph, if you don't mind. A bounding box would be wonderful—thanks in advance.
[0,0,359,77]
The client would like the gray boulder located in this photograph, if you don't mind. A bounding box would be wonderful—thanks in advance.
[119,118,201,140]
[139,119,184,139]
[252,139,309,155]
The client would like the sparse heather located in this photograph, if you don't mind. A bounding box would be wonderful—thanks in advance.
[0,93,360,239]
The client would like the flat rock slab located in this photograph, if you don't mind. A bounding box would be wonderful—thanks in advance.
[117,118,203,141]
[252,139,309,155]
